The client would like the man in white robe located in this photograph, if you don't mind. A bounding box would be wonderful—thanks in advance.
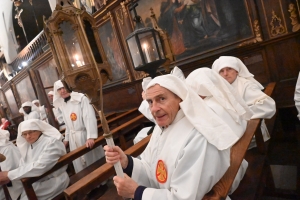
[104,74,240,199]
[0,119,69,200]
[53,80,105,173]
[0,130,21,200]
[19,102,40,121]
[294,72,300,120]
[32,100,48,122]
[212,56,276,149]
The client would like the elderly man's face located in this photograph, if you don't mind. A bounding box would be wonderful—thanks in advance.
[48,94,54,102]
[23,106,31,114]
[21,130,42,144]
[219,67,238,84]
[146,84,181,127]
[57,87,70,99]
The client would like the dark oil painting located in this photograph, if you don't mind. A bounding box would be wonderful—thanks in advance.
[134,0,254,60]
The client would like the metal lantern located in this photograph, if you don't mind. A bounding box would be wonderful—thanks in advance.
[44,0,112,109]
[126,3,166,78]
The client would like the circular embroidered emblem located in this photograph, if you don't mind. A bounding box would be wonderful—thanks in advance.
[70,113,77,121]
[156,160,167,183]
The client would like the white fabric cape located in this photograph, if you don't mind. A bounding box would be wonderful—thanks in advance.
[186,67,253,123]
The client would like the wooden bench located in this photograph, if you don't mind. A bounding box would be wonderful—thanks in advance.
[63,135,151,200]
[19,113,149,200]
[203,82,277,200]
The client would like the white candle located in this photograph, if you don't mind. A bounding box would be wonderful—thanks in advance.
[143,43,151,63]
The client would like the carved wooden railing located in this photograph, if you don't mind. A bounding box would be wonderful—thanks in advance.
[9,31,48,71]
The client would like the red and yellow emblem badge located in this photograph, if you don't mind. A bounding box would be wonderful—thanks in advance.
[156,160,167,183]
[70,113,77,121]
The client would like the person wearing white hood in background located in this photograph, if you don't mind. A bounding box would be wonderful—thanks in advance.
[0,129,21,200]
[186,67,253,194]
[32,99,48,122]
[19,101,40,121]
[134,67,186,144]
[53,80,106,175]
[48,91,65,131]
[104,74,240,200]
[212,56,276,149]
[0,119,69,200]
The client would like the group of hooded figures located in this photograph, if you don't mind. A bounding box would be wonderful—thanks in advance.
[0,56,276,200]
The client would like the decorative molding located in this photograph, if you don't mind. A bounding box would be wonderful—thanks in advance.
[239,20,263,46]
[270,10,286,37]
[288,3,300,32]
[123,70,132,83]
[116,8,124,25]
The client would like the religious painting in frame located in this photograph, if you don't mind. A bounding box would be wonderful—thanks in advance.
[4,88,19,117]
[15,76,37,104]
[38,59,59,88]
[98,12,128,84]
[131,0,255,62]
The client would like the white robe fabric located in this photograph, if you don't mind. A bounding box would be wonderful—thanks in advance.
[132,110,230,200]
[0,131,22,200]
[294,72,300,120]
[204,96,248,194]
[232,77,276,148]
[7,134,69,200]
[60,93,105,173]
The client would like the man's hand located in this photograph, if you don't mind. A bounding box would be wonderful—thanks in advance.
[113,174,138,198]
[104,145,128,169]
[0,171,10,185]
[86,138,95,148]
[63,140,69,148]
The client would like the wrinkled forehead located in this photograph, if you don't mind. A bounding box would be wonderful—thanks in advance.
[146,84,170,97]
[146,84,180,100]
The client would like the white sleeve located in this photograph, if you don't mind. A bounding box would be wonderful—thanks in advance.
[244,84,276,119]
[81,96,98,139]
[294,72,300,120]
[132,131,230,200]
[7,140,66,180]
[0,145,21,171]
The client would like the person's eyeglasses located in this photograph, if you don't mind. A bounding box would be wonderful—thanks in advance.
[21,130,36,138]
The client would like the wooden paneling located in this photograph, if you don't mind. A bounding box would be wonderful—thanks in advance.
[103,79,143,113]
